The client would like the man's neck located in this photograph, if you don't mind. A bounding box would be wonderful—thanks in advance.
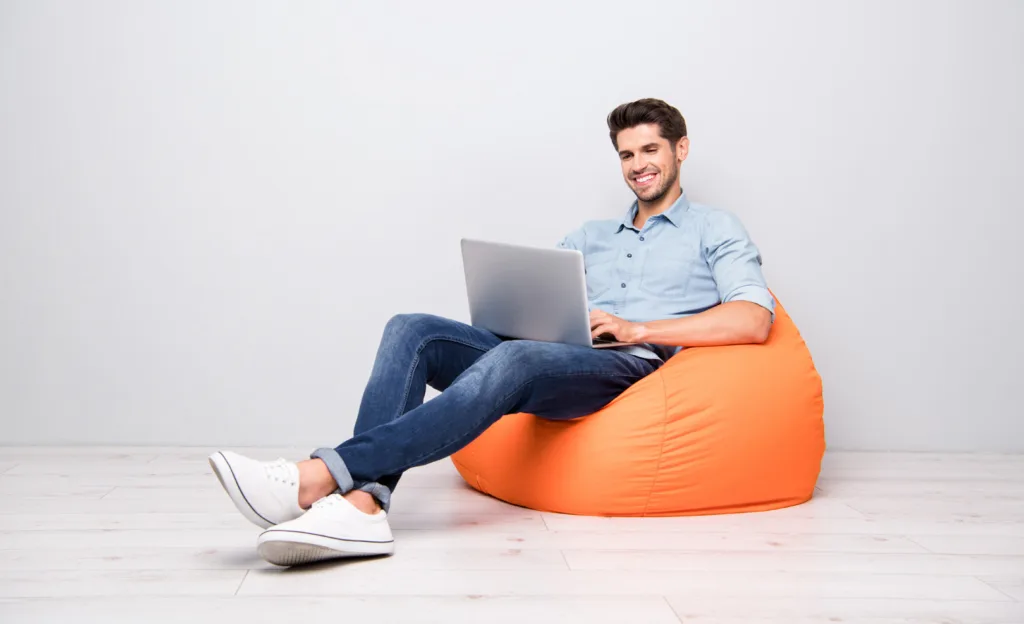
[633,184,683,229]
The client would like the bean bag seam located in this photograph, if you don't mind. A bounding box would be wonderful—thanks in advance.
[641,369,670,516]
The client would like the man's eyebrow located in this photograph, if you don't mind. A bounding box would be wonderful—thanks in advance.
[618,142,660,157]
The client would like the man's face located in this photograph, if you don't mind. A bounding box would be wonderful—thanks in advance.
[616,123,688,203]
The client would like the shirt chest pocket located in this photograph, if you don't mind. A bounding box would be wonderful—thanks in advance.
[639,248,697,297]
[584,249,620,298]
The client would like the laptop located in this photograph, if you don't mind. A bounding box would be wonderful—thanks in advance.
[460,238,632,348]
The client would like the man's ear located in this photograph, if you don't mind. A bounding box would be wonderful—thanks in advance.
[677,136,690,164]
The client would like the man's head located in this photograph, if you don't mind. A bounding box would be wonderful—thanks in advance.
[607,98,689,204]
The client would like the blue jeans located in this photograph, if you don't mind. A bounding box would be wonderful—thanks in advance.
[310,313,661,511]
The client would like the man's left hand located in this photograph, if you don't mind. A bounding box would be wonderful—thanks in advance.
[590,309,646,343]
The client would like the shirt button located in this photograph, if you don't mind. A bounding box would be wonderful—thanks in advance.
[627,253,632,258]
[639,236,645,241]
[620,283,626,288]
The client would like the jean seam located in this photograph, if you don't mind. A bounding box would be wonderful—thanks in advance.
[396,333,497,421]
[376,333,496,489]
[401,370,649,469]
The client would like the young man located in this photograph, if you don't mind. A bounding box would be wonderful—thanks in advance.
[209,98,774,566]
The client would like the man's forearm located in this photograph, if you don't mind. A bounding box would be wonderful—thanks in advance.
[633,301,772,348]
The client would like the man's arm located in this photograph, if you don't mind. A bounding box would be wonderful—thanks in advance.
[590,209,774,347]
[557,226,586,253]
[633,301,771,346]
[702,209,775,329]
[591,301,771,347]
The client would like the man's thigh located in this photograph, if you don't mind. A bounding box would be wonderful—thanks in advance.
[482,340,661,420]
[383,313,504,390]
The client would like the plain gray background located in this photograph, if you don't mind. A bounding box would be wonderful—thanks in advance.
[1,0,1021,450]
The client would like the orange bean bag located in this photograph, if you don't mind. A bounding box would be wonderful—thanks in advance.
[450,296,825,516]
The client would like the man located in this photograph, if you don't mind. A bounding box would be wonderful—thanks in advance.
[209,98,774,566]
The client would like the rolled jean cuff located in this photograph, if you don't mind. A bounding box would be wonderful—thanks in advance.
[309,447,354,493]
[354,481,392,513]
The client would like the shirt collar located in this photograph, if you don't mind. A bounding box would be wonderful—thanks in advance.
[616,190,690,233]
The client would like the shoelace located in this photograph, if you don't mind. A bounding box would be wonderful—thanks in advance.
[312,493,343,510]
[312,492,386,517]
[263,458,297,487]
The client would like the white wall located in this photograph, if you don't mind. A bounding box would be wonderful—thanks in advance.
[2,0,1021,450]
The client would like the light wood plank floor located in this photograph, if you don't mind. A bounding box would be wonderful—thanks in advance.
[0,448,1022,623]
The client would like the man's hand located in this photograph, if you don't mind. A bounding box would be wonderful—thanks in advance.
[590,309,646,343]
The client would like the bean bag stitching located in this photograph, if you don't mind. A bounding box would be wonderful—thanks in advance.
[641,367,671,516]
[448,455,476,487]
[404,371,650,469]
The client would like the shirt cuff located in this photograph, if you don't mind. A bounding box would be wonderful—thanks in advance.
[724,286,776,322]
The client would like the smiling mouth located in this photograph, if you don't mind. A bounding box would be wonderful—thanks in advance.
[634,172,657,187]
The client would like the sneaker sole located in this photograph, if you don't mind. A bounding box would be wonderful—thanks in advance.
[208,451,274,530]
[257,530,395,566]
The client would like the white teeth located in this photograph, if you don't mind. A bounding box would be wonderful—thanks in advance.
[636,174,655,183]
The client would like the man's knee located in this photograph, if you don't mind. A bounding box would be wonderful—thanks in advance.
[383,313,455,345]
[478,340,546,377]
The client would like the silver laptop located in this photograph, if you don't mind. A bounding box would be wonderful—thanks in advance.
[460,238,631,348]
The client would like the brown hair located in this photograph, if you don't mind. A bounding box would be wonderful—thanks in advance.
[606,98,687,151]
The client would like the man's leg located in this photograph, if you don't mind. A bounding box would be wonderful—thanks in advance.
[305,338,660,511]
[211,313,502,528]
[256,338,660,565]
[300,313,504,510]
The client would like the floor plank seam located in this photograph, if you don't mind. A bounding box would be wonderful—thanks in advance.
[1,448,1023,612]
[975,576,1019,602]
[558,549,571,571]
[234,569,250,596]
[839,502,870,518]
[661,595,685,623]
[902,535,934,554]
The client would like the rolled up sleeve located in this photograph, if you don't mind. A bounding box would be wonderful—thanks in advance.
[557,226,586,252]
[703,210,775,320]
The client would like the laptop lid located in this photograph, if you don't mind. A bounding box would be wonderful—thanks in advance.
[460,238,594,347]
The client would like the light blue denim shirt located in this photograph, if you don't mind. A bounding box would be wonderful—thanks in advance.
[557,191,774,361]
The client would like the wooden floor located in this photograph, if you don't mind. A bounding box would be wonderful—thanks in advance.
[0,448,1021,623]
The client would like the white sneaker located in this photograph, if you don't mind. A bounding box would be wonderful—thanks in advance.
[256,493,395,566]
[207,451,304,529]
